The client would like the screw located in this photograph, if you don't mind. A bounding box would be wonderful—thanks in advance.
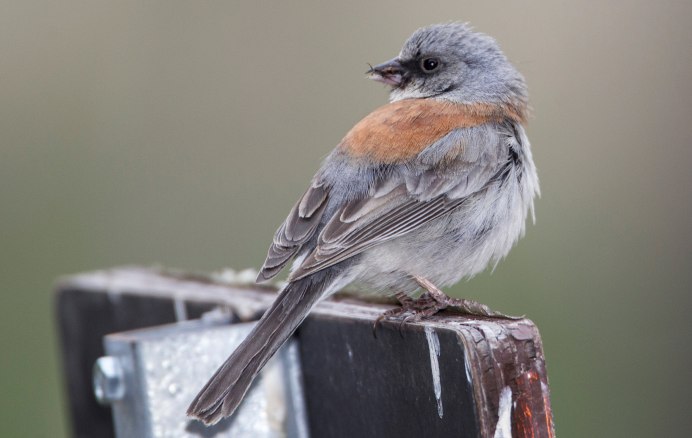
[93,356,125,404]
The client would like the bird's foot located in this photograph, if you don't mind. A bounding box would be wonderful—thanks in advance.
[413,275,524,320]
[372,277,523,337]
[373,291,443,336]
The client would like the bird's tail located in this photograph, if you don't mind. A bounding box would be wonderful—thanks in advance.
[187,272,334,425]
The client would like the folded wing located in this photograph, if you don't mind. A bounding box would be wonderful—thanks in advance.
[258,110,515,282]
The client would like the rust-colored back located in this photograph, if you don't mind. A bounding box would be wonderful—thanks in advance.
[338,99,525,163]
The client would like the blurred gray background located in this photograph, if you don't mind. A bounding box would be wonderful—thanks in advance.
[2,1,691,436]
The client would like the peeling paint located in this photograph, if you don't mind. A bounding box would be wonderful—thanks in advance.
[173,296,187,322]
[493,386,513,438]
[424,326,443,418]
[464,349,472,384]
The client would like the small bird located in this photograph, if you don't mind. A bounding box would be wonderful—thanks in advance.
[188,22,539,424]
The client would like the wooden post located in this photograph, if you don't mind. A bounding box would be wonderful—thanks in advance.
[55,267,554,438]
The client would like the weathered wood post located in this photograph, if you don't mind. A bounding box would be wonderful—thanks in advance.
[55,267,554,437]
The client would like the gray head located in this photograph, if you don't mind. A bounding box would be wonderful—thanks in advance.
[368,23,527,107]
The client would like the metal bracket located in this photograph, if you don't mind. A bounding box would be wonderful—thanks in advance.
[93,315,308,438]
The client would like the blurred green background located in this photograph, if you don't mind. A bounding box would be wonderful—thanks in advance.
[2,1,691,436]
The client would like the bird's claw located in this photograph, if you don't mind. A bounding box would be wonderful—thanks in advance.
[373,279,523,338]
[372,292,443,337]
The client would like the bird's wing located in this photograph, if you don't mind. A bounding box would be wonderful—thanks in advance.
[256,182,329,281]
[288,122,513,280]
[257,100,517,282]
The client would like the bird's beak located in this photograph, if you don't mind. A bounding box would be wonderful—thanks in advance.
[366,58,405,87]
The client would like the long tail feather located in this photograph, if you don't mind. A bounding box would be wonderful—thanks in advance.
[187,271,335,425]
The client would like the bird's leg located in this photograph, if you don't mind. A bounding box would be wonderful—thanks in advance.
[412,275,523,320]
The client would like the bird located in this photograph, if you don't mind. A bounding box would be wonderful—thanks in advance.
[187,22,539,425]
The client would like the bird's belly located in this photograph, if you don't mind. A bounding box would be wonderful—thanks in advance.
[353,177,532,295]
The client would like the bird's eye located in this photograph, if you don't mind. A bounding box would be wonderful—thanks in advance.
[421,57,440,72]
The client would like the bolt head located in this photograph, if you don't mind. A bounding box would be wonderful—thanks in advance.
[93,356,125,404]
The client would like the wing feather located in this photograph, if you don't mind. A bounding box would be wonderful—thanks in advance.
[289,185,467,280]
[257,183,329,281]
